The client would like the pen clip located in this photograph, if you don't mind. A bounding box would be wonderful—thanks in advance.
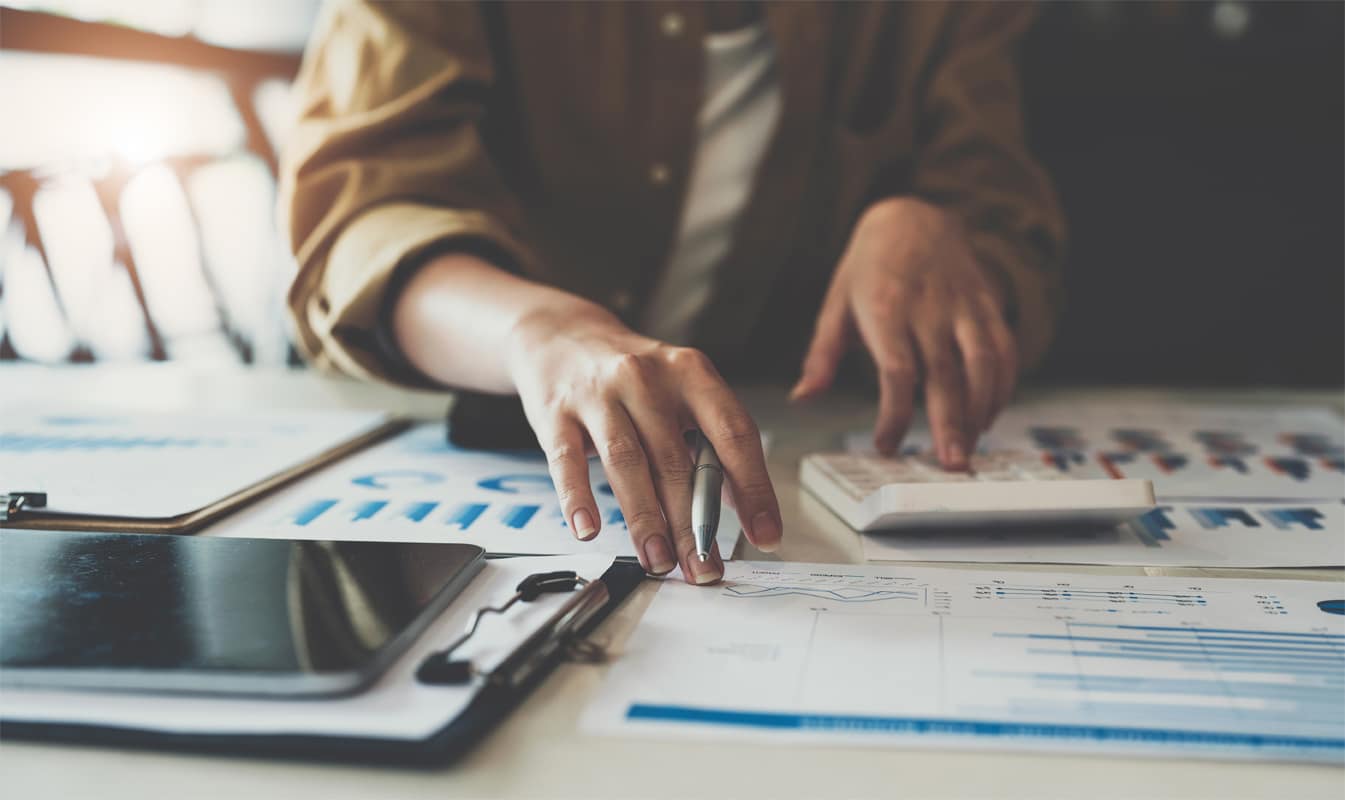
[1,492,47,522]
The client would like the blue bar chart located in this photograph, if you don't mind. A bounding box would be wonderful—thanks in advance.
[282,497,563,533]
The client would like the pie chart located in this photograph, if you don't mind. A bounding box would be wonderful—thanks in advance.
[1317,600,1345,615]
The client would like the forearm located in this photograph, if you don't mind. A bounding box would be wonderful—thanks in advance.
[391,253,615,394]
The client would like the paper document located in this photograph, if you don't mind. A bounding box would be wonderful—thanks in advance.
[583,561,1345,764]
[212,424,744,559]
[0,411,389,518]
[1,554,614,741]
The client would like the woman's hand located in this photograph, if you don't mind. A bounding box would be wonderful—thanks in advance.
[508,302,782,584]
[791,197,1019,469]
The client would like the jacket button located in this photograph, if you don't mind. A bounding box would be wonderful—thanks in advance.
[648,163,671,185]
[660,12,685,37]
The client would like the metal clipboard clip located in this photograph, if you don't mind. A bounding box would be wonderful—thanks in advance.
[415,570,610,687]
[1,492,47,523]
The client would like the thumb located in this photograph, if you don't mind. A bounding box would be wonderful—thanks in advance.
[791,291,850,402]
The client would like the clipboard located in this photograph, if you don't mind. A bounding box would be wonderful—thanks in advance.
[1,416,411,535]
[0,557,646,767]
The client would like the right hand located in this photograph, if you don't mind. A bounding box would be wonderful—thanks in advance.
[507,303,782,584]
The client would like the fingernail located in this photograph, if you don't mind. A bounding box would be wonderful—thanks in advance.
[643,536,676,575]
[688,552,722,585]
[571,508,596,539]
[751,511,781,552]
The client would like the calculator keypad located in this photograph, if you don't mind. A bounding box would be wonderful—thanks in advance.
[814,451,1075,501]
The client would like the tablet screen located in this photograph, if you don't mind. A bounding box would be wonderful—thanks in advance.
[0,530,483,697]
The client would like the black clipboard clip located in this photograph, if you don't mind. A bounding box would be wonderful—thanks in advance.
[0,492,47,523]
[416,570,610,687]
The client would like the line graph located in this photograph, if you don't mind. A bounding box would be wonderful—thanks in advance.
[723,582,923,603]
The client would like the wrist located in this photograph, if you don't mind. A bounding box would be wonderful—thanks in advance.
[507,295,625,382]
[859,196,959,235]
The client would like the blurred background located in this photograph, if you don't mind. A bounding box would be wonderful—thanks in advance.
[0,0,1340,385]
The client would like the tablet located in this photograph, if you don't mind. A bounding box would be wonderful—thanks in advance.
[0,530,484,698]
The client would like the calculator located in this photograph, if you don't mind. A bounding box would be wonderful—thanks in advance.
[800,450,1155,532]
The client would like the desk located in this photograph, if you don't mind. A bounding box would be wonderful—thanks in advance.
[2,364,1341,800]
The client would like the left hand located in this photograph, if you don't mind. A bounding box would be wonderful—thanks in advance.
[790,197,1019,469]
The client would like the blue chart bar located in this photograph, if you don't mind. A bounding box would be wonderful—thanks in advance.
[1133,508,1173,542]
[501,505,540,529]
[623,705,1344,757]
[289,499,338,527]
[349,500,387,522]
[445,503,488,531]
[1263,508,1326,531]
[1190,507,1259,530]
[0,434,209,452]
[401,502,439,522]
[1111,624,1343,638]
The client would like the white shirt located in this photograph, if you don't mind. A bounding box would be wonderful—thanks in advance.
[639,22,783,346]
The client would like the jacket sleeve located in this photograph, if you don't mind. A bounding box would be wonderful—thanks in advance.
[279,0,543,386]
[910,1,1066,370]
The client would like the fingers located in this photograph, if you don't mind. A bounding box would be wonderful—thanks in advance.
[872,345,918,457]
[954,316,996,438]
[678,360,782,553]
[790,289,850,402]
[913,326,969,471]
[581,405,676,576]
[979,297,1019,425]
[852,302,918,456]
[678,538,725,587]
[619,381,721,585]
[538,417,600,541]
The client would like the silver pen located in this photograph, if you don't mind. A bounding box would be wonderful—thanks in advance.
[690,433,723,562]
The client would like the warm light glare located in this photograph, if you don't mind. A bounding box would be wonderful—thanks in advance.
[32,179,114,344]
[2,0,196,37]
[0,53,245,169]
[3,236,78,362]
[189,156,296,364]
[0,0,319,364]
[119,164,224,345]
